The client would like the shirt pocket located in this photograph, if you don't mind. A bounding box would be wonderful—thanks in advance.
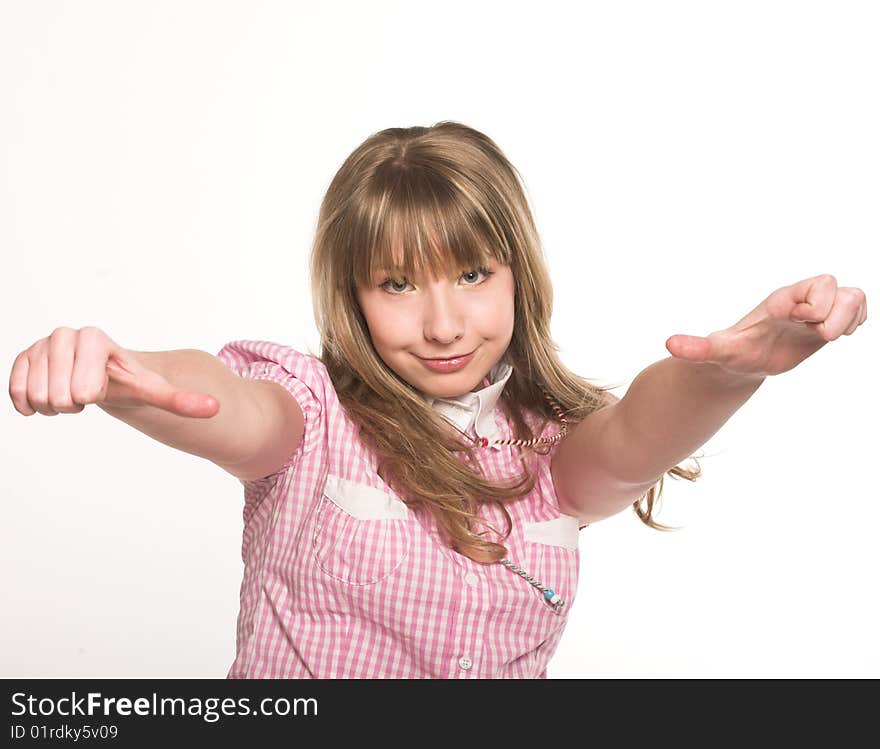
[517,514,581,617]
[311,473,413,586]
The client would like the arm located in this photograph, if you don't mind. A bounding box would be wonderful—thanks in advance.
[97,349,302,477]
[551,273,866,525]
[551,357,765,524]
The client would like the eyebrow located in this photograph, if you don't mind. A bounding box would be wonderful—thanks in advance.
[372,267,405,279]
[375,268,463,283]
[376,259,494,276]
[375,265,425,276]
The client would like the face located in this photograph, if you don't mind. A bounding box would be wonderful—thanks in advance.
[355,256,515,399]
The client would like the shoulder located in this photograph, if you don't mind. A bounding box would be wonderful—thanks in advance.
[216,339,328,379]
[214,341,338,481]
[216,340,333,402]
[215,339,341,445]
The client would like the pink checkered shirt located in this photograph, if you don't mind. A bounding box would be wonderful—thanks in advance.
[215,339,585,678]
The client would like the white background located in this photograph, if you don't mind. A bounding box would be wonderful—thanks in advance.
[2,1,877,678]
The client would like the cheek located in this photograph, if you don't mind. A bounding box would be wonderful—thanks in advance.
[364,303,413,346]
[476,288,515,332]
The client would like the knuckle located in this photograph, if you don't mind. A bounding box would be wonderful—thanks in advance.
[47,394,74,411]
[70,386,99,404]
[9,386,28,405]
[28,340,47,357]
[79,326,105,339]
[9,391,34,415]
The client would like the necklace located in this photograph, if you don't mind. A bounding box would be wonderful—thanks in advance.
[470,388,571,610]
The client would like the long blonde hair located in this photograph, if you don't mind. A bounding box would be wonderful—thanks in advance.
[309,121,700,562]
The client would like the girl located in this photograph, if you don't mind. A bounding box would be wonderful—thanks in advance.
[10,121,867,679]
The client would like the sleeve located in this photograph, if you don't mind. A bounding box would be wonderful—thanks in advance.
[214,339,327,486]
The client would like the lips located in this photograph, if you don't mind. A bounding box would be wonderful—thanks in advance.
[419,350,474,361]
[416,350,476,373]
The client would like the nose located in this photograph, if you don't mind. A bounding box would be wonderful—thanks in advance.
[422,283,464,345]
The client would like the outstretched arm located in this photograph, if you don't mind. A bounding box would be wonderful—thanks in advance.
[600,357,764,486]
[97,349,273,472]
[552,274,867,523]
[552,356,764,525]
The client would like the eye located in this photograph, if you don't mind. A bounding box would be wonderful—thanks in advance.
[378,276,413,294]
[461,266,493,285]
[378,266,494,295]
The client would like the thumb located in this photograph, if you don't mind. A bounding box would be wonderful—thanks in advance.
[665,334,713,362]
[141,372,220,418]
[107,358,220,418]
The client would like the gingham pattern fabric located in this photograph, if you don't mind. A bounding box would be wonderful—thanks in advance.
[215,339,585,679]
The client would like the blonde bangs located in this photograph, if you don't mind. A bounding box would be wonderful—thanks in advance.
[351,164,510,290]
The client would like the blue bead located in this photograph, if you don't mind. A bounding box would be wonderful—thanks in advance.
[544,589,555,600]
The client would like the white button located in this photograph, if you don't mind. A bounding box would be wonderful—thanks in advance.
[458,656,473,671]
[463,572,479,586]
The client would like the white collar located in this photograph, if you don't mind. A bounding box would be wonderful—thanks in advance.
[421,360,514,448]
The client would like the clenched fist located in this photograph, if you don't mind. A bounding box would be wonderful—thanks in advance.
[9,326,219,418]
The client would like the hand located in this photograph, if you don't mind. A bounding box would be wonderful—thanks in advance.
[9,326,219,417]
[664,274,868,377]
